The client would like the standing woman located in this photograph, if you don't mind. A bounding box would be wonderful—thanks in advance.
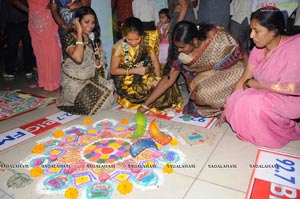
[27,0,61,91]
[57,6,112,115]
[110,17,182,113]
[225,8,300,148]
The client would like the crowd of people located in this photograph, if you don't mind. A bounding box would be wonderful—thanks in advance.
[1,0,299,149]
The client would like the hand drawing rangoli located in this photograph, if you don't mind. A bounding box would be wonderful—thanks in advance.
[20,113,185,198]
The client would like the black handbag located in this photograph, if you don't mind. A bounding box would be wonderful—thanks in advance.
[58,71,113,115]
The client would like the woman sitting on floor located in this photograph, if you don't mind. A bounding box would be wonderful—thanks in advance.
[138,21,245,118]
[225,7,300,148]
[110,17,182,113]
[57,6,114,115]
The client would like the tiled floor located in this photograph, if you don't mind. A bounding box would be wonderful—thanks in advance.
[0,73,299,199]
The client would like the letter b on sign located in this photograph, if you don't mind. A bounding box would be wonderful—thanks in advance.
[270,183,297,199]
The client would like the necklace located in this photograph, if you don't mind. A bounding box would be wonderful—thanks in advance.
[123,39,138,68]
[82,35,89,45]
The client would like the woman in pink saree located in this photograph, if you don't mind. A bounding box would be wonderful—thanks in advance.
[226,7,300,148]
[28,0,61,91]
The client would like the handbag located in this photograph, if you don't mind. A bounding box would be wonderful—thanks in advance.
[58,71,113,115]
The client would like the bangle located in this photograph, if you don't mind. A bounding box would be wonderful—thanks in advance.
[154,77,161,81]
[125,68,130,76]
[141,104,150,110]
[244,78,252,88]
[76,41,84,45]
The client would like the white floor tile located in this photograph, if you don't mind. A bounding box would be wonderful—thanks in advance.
[198,135,258,192]
[110,173,194,199]
[184,180,245,199]
[283,140,300,150]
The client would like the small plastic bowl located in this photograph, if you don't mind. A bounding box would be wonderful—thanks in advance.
[182,114,191,121]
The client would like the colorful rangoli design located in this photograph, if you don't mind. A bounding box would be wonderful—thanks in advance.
[21,115,184,198]
[0,90,53,121]
[82,139,131,164]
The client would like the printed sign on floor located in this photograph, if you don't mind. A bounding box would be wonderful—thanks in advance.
[246,149,300,199]
[46,111,80,124]
[0,112,79,152]
[20,118,61,135]
[170,114,217,129]
[0,128,35,151]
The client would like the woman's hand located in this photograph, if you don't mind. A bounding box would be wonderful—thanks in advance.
[215,106,226,127]
[242,78,262,90]
[94,43,101,63]
[62,24,74,32]
[135,64,148,75]
[148,79,159,88]
[137,106,148,114]
[243,78,252,90]
[73,18,82,34]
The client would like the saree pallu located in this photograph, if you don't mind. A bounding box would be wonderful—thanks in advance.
[145,30,159,57]
[189,63,244,117]
[181,27,245,117]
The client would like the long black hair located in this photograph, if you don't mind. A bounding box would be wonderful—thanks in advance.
[75,6,101,44]
[251,7,286,36]
[163,21,214,76]
[121,17,145,37]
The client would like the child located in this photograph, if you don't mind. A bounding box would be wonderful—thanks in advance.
[157,8,170,65]
[110,17,181,112]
